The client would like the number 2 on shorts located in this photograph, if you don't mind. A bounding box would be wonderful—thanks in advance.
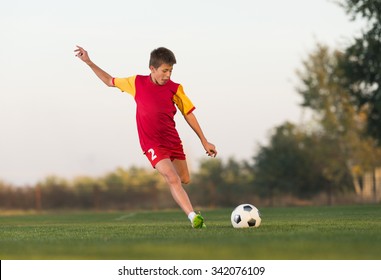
[147,148,157,161]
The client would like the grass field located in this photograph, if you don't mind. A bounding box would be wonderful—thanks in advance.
[1,205,380,260]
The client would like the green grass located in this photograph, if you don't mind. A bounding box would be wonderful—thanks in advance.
[1,205,380,259]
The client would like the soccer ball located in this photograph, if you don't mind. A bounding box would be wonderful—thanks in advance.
[231,204,261,228]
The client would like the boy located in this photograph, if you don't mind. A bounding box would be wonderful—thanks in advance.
[74,46,217,228]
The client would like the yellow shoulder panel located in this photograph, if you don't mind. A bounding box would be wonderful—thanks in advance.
[113,76,136,97]
[173,84,195,115]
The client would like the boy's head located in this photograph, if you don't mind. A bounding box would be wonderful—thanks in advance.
[149,47,176,68]
[149,47,176,85]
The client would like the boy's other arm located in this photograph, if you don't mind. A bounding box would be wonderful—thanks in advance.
[184,112,217,157]
[74,46,114,87]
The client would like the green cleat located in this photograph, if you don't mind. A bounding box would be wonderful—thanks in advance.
[192,213,206,229]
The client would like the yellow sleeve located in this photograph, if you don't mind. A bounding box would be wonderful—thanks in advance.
[173,84,196,116]
[113,76,136,97]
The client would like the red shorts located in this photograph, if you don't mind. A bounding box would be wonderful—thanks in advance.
[144,145,186,168]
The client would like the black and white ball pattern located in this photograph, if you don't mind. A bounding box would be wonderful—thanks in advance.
[231,204,261,228]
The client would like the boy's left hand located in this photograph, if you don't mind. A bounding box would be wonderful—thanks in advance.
[204,142,217,158]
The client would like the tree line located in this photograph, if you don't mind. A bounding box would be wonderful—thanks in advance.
[1,0,381,210]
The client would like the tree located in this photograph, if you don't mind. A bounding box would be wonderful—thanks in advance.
[296,43,381,199]
[38,176,74,209]
[72,176,105,210]
[253,44,381,204]
[220,157,255,206]
[296,44,359,174]
[338,0,381,143]
[192,159,224,207]
[253,122,330,201]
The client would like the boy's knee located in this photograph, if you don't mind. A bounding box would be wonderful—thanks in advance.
[165,173,181,186]
[181,175,190,185]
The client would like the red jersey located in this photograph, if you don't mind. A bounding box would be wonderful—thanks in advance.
[113,75,195,153]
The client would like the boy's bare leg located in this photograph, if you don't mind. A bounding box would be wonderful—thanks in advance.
[172,159,190,184]
[155,159,194,215]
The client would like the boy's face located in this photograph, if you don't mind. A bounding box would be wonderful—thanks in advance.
[150,63,173,85]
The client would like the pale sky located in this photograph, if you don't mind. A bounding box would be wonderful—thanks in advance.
[0,0,364,185]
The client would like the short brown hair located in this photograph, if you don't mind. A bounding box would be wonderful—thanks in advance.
[149,47,177,68]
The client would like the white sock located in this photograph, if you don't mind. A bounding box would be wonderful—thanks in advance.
[188,211,196,222]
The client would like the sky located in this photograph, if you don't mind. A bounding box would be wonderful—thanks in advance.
[0,0,364,185]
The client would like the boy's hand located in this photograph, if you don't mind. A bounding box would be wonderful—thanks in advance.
[74,45,91,64]
[204,142,217,158]
[73,46,113,86]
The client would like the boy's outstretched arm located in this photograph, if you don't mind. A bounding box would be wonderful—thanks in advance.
[74,46,114,87]
[184,112,217,158]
